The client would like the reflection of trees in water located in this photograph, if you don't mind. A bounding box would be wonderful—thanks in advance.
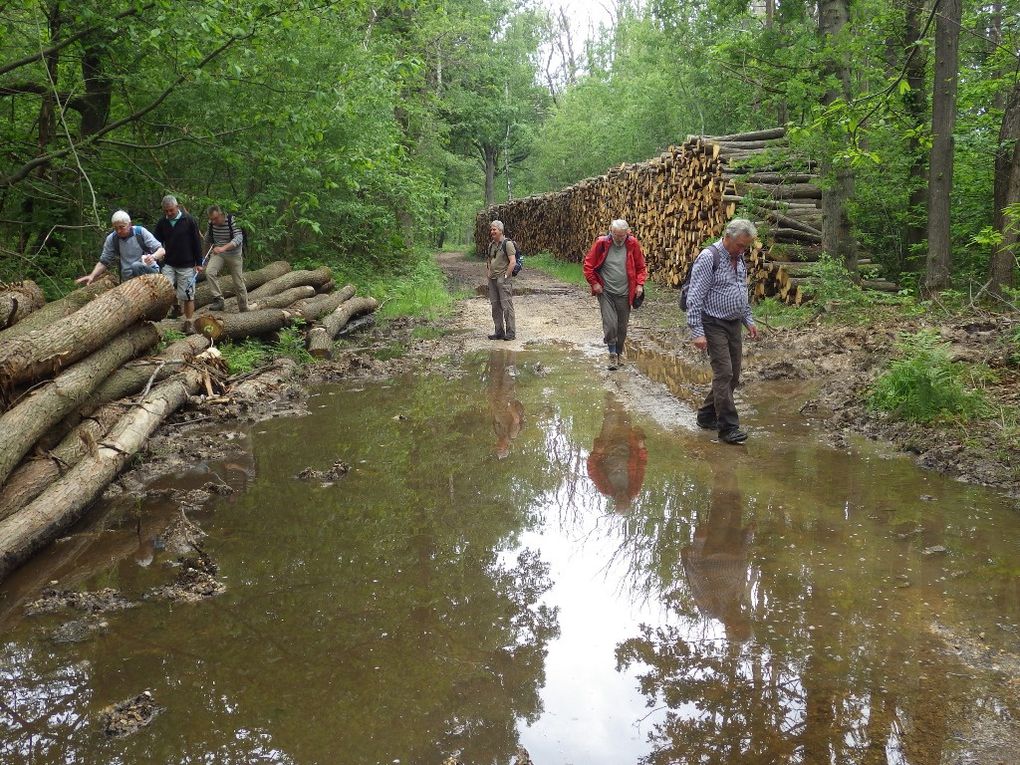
[614,462,971,765]
[1,361,562,765]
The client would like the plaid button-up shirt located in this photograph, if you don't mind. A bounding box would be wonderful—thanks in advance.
[686,240,755,339]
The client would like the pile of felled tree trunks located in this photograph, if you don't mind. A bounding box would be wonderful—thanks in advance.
[475,127,884,305]
[0,263,377,582]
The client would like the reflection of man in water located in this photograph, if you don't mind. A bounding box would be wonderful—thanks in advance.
[681,463,756,641]
[586,395,648,511]
[488,349,525,459]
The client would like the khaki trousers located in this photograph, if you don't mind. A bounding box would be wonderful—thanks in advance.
[206,253,248,310]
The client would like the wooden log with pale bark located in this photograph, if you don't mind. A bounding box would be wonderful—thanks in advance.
[0,280,45,329]
[290,284,356,323]
[194,260,292,307]
[0,364,208,583]
[49,334,211,443]
[244,267,333,303]
[307,297,380,358]
[0,402,125,522]
[194,308,292,342]
[229,285,316,313]
[0,323,159,485]
[0,275,118,342]
[0,274,173,396]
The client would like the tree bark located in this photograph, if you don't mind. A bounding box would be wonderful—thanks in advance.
[0,401,123,521]
[0,366,206,583]
[0,274,173,394]
[924,0,962,293]
[243,267,333,303]
[307,297,380,358]
[50,334,210,442]
[818,0,858,271]
[291,284,356,323]
[194,260,292,307]
[989,80,1020,297]
[903,0,929,270]
[0,274,117,343]
[0,280,46,329]
[483,143,498,207]
[194,308,292,342]
[233,285,315,312]
[0,323,158,485]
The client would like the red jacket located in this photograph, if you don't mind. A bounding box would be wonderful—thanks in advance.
[583,234,648,307]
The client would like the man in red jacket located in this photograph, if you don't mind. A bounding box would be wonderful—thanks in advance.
[583,219,647,370]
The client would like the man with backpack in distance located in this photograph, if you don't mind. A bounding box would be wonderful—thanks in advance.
[204,204,249,312]
[154,195,204,333]
[76,210,165,286]
[685,218,759,445]
[583,219,647,370]
[486,220,517,341]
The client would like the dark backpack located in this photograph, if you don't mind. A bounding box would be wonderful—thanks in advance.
[679,243,723,311]
[502,238,524,276]
[224,214,250,252]
[115,225,149,260]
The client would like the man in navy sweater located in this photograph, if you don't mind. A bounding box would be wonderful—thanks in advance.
[154,195,204,332]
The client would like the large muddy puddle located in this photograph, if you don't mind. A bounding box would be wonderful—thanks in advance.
[2,347,1019,764]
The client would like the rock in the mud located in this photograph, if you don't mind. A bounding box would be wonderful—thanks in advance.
[157,511,207,556]
[295,459,351,483]
[923,545,948,556]
[50,616,109,644]
[25,587,136,616]
[99,690,163,738]
[145,552,224,603]
[202,481,235,496]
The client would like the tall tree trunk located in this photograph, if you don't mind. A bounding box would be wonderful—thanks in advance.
[989,80,1020,298]
[923,0,962,293]
[903,0,929,271]
[79,42,112,137]
[818,0,858,271]
[483,143,498,208]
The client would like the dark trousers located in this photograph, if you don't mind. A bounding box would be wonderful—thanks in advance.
[698,314,743,432]
[598,291,631,353]
[488,276,515,337]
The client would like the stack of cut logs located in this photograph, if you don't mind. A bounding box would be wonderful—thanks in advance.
[476,127,865,305]
[0,264,378,582]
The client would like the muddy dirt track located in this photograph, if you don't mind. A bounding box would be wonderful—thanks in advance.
[428,251,1020,499]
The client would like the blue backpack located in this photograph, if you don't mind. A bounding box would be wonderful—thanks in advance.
[502,239,524,277]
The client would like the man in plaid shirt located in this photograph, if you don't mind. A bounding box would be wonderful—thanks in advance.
[686,219,759,444]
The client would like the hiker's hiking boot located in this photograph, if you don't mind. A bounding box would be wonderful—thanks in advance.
[168,304,181,319]
[503,334,516,341]
[719,428,748,445]
[488,332,505,340]
[696,412,718,430]
[210,297,225,311]
[182,319,195,335]
[607,353,619,370]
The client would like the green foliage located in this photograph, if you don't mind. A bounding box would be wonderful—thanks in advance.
[869,330,989,423]
[219,339,270,375]
[274,325,314,365]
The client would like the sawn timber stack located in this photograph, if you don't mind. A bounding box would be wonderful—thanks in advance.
[476,127,840,305]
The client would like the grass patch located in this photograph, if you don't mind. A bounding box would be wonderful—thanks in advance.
[755,297,816,328]
[219,338,270,375]
[411,325,449,340]
[869,330,989,423]
[156,328,186,352]
[273,324,314,364]
[327,251,456,322]
[525,251,586,286]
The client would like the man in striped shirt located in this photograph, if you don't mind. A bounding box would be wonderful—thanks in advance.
[204,205,248,312]
[686,218,759,445]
